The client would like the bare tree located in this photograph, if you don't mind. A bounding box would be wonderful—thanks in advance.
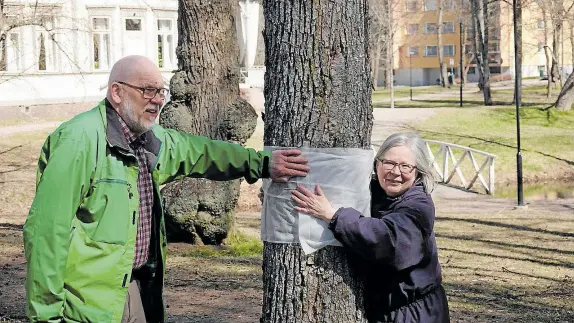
[260,0,372,321]
[159,0,258,244]
[437,0,450,87]
[370,0,388,88]
[470,0,493,105]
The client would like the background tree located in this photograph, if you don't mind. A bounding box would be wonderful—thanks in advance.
[260,0,373,321]
[555,71,574,110]
[470,0,493,105]
[438,0,450,87]
[159,0,258,244]
[370,0,389,88]
[0,1,80,79]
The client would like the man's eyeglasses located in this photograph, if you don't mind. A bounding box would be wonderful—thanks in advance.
[117,81,169,100]
[379,159,417,174]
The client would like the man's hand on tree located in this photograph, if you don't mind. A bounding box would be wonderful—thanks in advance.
[270,149,310,183]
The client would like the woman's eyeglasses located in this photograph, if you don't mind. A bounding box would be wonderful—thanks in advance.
[380,159,417,174]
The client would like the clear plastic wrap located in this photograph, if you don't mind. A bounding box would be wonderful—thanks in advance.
[261,147,374,254]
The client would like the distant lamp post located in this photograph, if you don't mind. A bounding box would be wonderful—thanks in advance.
[409,48,413,101]
[459,20,464,107]
[513,0,525,207]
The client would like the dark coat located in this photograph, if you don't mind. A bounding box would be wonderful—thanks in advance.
[329,180,450,323]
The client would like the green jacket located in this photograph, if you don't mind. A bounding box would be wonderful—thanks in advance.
[23,100,270,322]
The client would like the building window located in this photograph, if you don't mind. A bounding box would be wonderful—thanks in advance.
[0,32,21,72]
[157,19,175,69]
[488,42,500,53]
[424,46,438,56]
[443,45,455,56]
[92,17,111,70]
[424,23,438,34]
[35,17,58,72]
[443,0,455,9]
[489,66,501,74]
[125,18,142,31]
[406,0,418,12]
[442,22,455,33]
[406,24,419,35]
[537,19,545,30]
[408,46,419,57]
[424,0,437,11]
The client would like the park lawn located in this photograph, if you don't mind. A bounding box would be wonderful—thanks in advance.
[434,200,574,322]
[159,201,574,323]
[410,106,574,185]
[372,85,454,101]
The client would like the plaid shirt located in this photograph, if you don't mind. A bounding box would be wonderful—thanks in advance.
[118,117,154,270]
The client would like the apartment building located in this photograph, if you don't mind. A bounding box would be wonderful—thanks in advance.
[392,0,574,86]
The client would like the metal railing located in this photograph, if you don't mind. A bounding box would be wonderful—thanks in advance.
[424,140,497,194]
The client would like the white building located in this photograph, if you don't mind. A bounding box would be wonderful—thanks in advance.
[0,0,263,106]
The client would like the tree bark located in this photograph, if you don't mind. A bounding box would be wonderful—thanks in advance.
[437,0,449,88]
[555,71,574,110]
[159,0,257,244]
[261,0,372,321]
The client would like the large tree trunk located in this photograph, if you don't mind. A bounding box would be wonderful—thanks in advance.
[555,72,574,110]
[260,0,372,321]
[159,0,257,244]
[437,0,449,88]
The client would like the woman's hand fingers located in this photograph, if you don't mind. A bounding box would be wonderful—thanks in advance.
[292,189,310,203]
[315,184,325,196]
[291,193,307,207]
[297,184,314,197]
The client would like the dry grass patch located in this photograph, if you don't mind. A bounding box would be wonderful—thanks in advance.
[436,201,574,322]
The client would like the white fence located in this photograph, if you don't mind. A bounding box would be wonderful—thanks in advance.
[425,140,496,195]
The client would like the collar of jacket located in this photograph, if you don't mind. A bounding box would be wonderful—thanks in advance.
[101,99,161,156]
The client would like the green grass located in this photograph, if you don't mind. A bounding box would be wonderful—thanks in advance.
[412,106,574,184]
[372,85,451,101]
[183,229,263,258]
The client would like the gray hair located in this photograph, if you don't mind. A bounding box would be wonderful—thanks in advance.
[375,132,436,193]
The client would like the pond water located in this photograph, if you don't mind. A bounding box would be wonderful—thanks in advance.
[495,182,574,200]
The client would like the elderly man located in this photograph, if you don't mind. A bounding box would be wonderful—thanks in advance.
[23,55,309,323]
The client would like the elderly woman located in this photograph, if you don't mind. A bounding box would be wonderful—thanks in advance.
[292,132,450,323]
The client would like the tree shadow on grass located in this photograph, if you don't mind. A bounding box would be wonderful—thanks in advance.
[445,280,574,323]
[408,127,574,166]
[436,217,574,238]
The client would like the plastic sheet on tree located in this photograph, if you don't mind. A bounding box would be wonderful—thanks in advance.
[260,146,374,254]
